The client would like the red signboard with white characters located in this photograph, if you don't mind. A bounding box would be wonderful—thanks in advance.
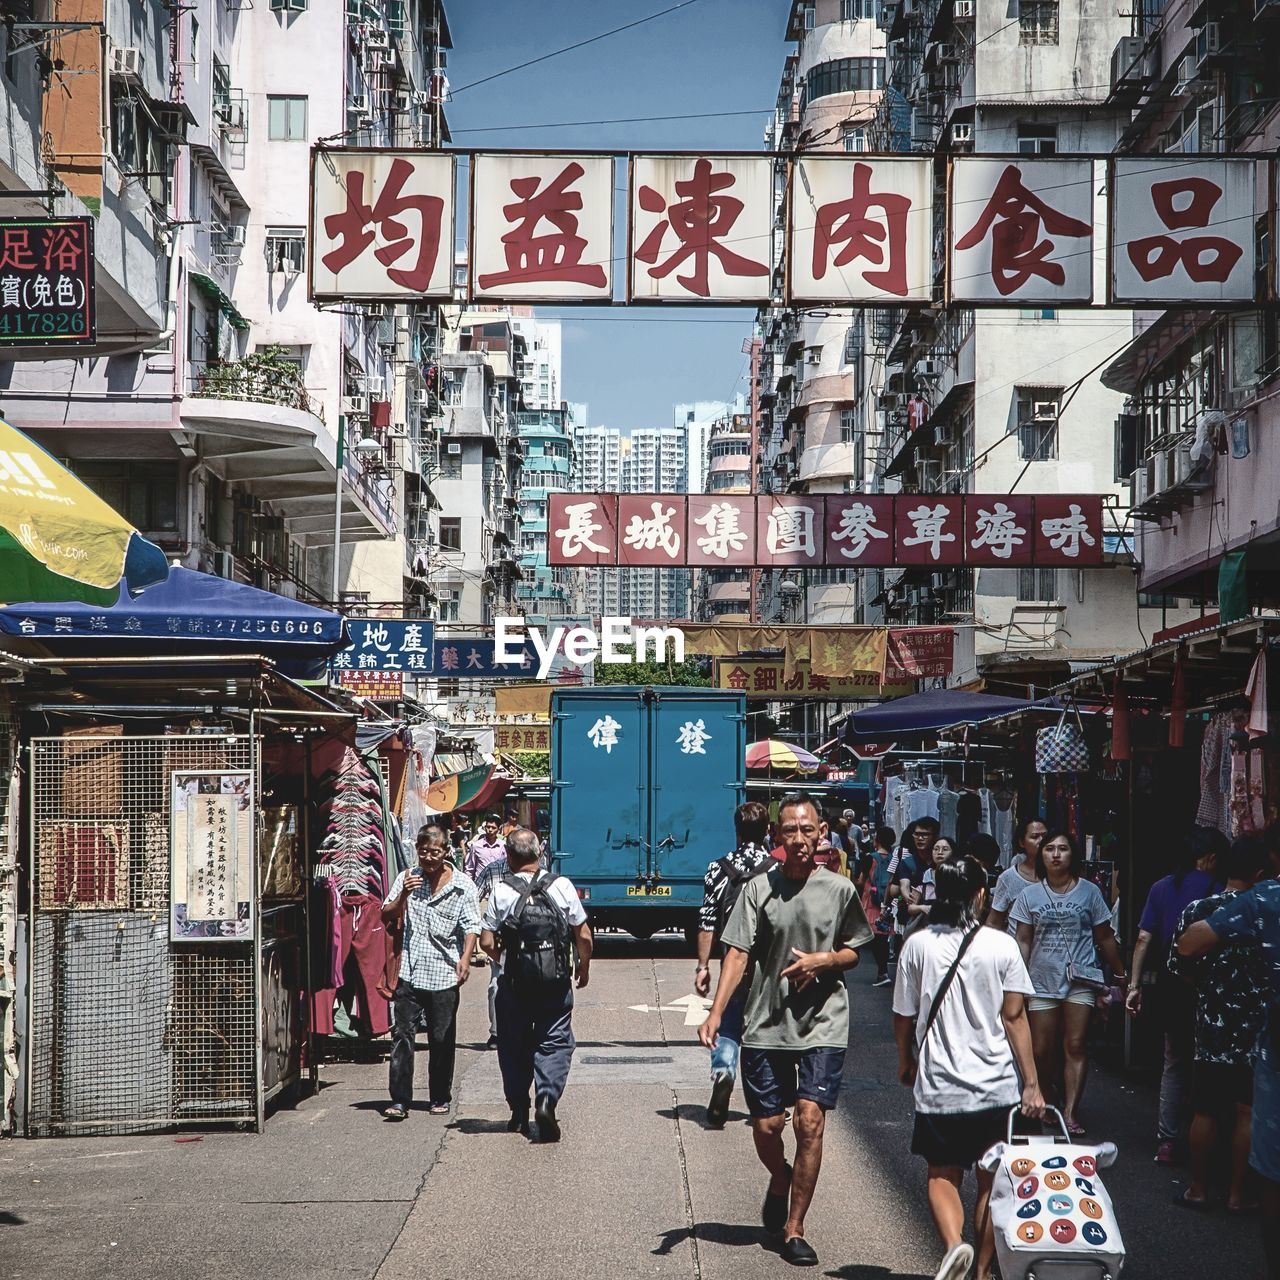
[894,495,965,566]
[757,496,825,567]
[950,158,1096,304]
[886,628,955,680]
[547,495,1107,568]
[1110,157,1257,304]
[617,494,686,566]
[1034,494,1105,566]
[686,494,757,566]
[825,494,895,567]
[311,150,1269,306]
[547,493,618,566]
[965,494,1035,567]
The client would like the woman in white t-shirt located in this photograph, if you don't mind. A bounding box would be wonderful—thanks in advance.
[893,857,1045,1280]
[1010,829,1127,1137]
[985,817,1048,935]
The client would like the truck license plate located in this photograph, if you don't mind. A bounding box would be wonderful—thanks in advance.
[627,885,672,896]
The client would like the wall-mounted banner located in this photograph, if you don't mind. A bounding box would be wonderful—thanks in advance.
[0,216,95,344]
[716,658,914,700]
[549,493,1105,568]
[310,149,455,300]
[312,149,1271,306]
[331,617,434,673]
[337,669,405,699]
[170,771,253,943]
[495,723,551,753]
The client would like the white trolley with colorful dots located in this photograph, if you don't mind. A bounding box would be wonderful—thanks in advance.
[979,1107,1126,1280]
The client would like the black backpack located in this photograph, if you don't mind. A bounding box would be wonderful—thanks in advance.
[713,855,769,943]
[499,871,573,992]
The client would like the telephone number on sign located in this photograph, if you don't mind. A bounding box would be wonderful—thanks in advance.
[0,311,87,337]
[626,885,672,897]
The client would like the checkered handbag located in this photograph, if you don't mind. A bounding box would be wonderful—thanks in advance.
[1035,706,1090,774]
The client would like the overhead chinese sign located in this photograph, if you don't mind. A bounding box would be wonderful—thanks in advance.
[0,216,95,344]
[311,150,1271,307]
[495,723,551,752]
[716,658,914,700]
[886,627,954,680]
[170,771,252,943]
[311,149,454,300]
[331,617,434,673]
[337,669,404,700]
[549,494,1105,568]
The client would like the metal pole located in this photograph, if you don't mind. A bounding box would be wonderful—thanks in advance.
[331,414,345,607]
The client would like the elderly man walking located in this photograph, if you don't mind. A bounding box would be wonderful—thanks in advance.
[699,793,872,1267]
[480,828,592,1141]
[380,824,481,1120]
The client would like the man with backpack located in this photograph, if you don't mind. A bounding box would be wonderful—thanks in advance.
[479,827,592,1142]
[695,800,774,1128]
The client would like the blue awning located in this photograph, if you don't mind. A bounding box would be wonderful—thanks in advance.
[843,688,1057,743]
[0,566,349,678]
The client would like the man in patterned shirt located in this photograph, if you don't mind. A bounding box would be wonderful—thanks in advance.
[381,824,482,1120]
[1169,836,1269,1211]
[694,800,773,1128]
[1179,833,1280,1278]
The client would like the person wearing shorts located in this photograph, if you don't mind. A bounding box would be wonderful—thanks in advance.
[1010,830,1126,1137]
[895,856,1044,1280]
[700,793,872,1268]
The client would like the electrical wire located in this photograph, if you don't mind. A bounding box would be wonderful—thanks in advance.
[450,108,773,135]
[449,0,706,96]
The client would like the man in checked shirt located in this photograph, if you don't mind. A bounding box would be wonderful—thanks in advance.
[694,800,775,1128]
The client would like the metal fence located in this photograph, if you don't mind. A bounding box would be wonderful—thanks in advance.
[27,734,259,1136]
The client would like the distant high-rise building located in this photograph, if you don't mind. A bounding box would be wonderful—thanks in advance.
[509,315,562,410]
[676,397,745,495]
[621,427,689,621]
[572,425,623,617]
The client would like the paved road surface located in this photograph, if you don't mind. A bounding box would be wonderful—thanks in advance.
[0,936,1266,1278]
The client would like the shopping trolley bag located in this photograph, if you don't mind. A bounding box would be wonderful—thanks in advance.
[979,1106,1125,1280]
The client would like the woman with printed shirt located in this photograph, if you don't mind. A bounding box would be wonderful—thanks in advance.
[1011,829,1126,1137]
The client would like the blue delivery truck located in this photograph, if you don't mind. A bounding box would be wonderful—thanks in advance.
[549,686,747,942]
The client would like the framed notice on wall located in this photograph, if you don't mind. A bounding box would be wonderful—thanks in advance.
[170,770,253,943]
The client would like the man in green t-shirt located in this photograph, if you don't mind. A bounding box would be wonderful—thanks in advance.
[699,793,872,1268]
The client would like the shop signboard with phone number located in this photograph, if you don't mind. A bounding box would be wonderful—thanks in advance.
[0,217,95,345]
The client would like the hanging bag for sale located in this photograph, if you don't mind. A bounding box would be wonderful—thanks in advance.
[1035,703,1090,775]
[980,1106,1125,1280]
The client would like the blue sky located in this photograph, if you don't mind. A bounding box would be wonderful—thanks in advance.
[447,0,787,431]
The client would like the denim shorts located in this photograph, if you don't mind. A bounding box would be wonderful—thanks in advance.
[740,1046,846,1119]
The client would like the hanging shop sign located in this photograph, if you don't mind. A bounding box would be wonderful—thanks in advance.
[0,216,95,344]
[548,493,1105,568]
[715,659,914,700]
[337,669,404,700]
[885,627,955,680]
[331,617,434,673]
[494,723,551,752]
[310,149,1273,307]
[170,771,253,943]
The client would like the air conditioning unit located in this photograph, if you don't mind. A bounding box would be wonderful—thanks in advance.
[365,30,391,51]
[446,441,462,455]
[1195,22,1221,69]
[917,357,940,377]
[1032,400,1059,421]
[1130,465,1149,508]
[951,122,973,145]
[1109,36,1149,95]
[111,45,143,79]
[1174,54,1200,96]
[876,391,900,411]
[910,108,933,146]
[953,0,975,17]
[220,223,247,247]
[413,89,431,107]
[805,347,821,365]
[342,394,368,418]
[215,100,246,132]
[933,422,956,446]
[393,90,412,112]
[366,373,385,396]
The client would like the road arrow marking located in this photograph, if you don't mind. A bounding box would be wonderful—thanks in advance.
[665,993,713,1026]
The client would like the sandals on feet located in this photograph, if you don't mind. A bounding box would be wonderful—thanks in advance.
[428,1102,450,1115]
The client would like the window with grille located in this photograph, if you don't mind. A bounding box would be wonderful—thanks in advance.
[264,227,305,273]
[842,126,868,152]
[1017,568,1058,601]
[1014,387,1061,461]
[841,0,879,18]
[1019,0,1058,44]
[804,57,885,102]
[840,408,857,443]
[843,315,865,365]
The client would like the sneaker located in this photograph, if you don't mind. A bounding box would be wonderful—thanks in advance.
[535,1093,561,1143]
[934,1241,974,1280]
[781,1237,819,1267]
[707,1070,733,1129]
[872,973,892,988]
[1155,1140,1177,1165]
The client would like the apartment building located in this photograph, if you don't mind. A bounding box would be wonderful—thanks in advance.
[510,315,562,411]
[851,0,1184,690]
[756,0,888,626]
[1100,1,1280,616]
[515,406,581,620]
[0,0,452,613]
[621,427,690,621]
[572,423,623,618]
[693,413,754,621]
[678,397,743,496]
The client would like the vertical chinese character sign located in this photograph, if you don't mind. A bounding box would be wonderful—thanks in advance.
[0,217,95,344]
[629,155,773,302]
[170,771,253,943]
[470,153,614,302]
[950,158,1095,304]
[311,150,455,300]
[790,158,933,303]
[1110,157,1257,304]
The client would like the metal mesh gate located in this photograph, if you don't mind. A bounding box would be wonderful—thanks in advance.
[27,734,258,1136]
